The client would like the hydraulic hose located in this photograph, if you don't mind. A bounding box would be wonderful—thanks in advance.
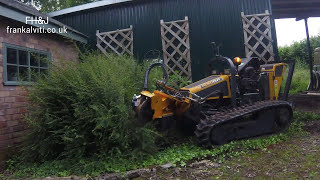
[143,62,169,90]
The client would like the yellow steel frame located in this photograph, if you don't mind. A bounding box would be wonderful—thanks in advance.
[181,75,232,99]
[261,63,286,100]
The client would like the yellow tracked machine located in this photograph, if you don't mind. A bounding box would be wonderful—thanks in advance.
[132,44,295,146]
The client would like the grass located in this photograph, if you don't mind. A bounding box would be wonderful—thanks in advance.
[2,111,319,179]
[289,60,310,94]
[281,59,310,95]
[211,124,320,179]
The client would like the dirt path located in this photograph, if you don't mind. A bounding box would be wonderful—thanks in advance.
[133,121,320,180]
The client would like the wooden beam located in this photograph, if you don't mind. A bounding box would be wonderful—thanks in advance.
[272,0,320,6]
[272,0,320,19]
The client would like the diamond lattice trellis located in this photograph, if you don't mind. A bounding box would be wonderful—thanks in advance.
[160,17,192,80]
[241,10,275,63]
[96,25,133,56]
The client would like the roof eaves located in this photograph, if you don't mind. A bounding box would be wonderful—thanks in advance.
[48,0,132,17]
[0,0,87,43]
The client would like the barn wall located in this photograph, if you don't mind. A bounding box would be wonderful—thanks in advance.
[54,0,277,81]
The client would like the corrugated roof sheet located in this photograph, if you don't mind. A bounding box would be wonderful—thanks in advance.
[0,0,87,41]
[48,0,131,17]
[50,0,320,19]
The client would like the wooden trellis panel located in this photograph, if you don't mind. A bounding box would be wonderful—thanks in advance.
[96,25,133,56]
[160,16,192,80]
[241,10,275,63]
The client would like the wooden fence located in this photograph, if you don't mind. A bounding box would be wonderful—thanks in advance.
[160,17,192,80]
[96,25,133,56]
[241,10,275,63]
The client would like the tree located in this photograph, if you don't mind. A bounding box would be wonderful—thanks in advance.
[20,0,97,12]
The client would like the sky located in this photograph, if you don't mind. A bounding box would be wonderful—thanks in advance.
[275,17,320,47]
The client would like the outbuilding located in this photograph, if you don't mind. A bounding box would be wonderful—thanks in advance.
[0,0,87,161]
[49,0,279,81]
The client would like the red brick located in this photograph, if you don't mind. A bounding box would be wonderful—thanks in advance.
[0,134,10,141]
[15,96,25,102]
[19,91,28,96]
[0,139,12,148]
[0,122,6,128]
[25,43,34,49]
[29,38,38,44]
[0,91,9,97]
[4,97,15,103]
[11,114,22,120]
[11,102,27,108]
[15,86,23,91]
[1,87,16,91]
[9,91,19,96]
[7,120,18,127]
[0,127,10,135]
[18,107,27,113]
[10,125,25,132]
[0,115,11,121]
[1,103,11,109]
[5,108,18,115]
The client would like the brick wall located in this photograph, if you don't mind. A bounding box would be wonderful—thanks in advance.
[0,16,79,161]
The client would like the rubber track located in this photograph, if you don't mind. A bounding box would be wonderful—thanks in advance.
[194,100,293,147]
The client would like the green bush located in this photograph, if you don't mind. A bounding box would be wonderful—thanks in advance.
[289,58,310,94]
[278,36,320,94]
[279,35,320,62]
[22,52,160,162]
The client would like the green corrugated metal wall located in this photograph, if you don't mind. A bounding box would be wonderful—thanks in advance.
[54,0,278,81]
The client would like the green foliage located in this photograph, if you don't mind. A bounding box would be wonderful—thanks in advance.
[278,36,320,94]
[279,35,320,63]
[289,58,310,94]
[19,0,94,12]
[281,58,309,94]
[7,111,317,179]
[293,111,320,122]
[166,73,191,89]
[141,64,191,91]
[21,52,158,162]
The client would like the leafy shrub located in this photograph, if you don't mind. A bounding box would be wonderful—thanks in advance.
[22,52,160,161]
[142,63,191,91]
[279,35,320,62]
[278,35,319,94]
[166,73,191,89]
[284,58,310,94]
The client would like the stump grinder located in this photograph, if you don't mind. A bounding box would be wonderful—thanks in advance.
[132,43,295,147]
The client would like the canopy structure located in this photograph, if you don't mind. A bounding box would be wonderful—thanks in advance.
[272,0,320,91]
[272,0,320,19]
